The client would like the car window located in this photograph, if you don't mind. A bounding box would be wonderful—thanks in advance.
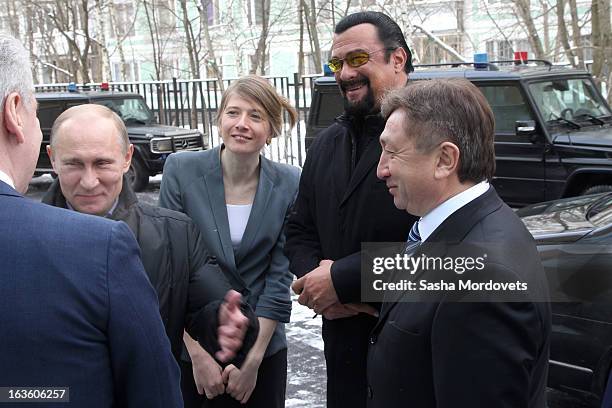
[93,97,154,124]
[477,85,534,134]
[529,78,612,122]
[37,100,64,130]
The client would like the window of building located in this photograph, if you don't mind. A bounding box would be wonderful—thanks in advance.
[114,2,135,38]
[205,0,220,25]
[112,62,140,81]
[157,0,176,34]
[486,39,513,60]
[247,0,268,26]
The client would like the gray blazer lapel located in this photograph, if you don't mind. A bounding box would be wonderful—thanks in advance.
[234,156,275,264]
[203,152,237,274]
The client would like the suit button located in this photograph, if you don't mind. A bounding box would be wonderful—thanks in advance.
[367,385,373,399]
[369,335,377,345]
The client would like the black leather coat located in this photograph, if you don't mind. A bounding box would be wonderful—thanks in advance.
[42,178,258,365]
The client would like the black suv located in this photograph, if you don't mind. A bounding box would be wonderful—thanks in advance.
[307,61,612,207]
[36,91,206,191]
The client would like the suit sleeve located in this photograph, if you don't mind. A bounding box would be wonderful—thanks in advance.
[329,252,362,304]
[106,222,182,408]
[158,153,184,212]
[255,198,294,323]
[430,265,547,408]
[284,150,323,278]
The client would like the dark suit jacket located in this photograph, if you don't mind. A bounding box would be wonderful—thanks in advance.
[367,187,551,408]
[0,181,181,407]
[285,115,417,407]
[159,146,298,358]
[603,369,612,408]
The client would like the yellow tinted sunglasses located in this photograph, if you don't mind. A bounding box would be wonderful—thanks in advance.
[327,48,391,73]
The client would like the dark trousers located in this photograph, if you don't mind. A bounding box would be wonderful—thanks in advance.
[322,314,377,408]
[181,348,287,408]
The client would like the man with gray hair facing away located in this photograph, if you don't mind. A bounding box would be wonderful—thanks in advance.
[0,33,248,408]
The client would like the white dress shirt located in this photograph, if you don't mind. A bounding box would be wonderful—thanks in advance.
[418,181,490,242]
[0,169,15,189]
[227,203,253,247]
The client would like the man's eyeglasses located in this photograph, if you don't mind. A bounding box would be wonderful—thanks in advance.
[327,48,391,73]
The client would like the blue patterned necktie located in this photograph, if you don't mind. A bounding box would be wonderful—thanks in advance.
[404,221,422,254]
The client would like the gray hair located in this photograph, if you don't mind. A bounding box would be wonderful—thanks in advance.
[0,32,34,112]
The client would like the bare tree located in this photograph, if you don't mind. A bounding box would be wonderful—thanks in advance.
[42,0,95,82]
[249,0,271,75]
[95,0,111,81]
[199,0,224,85]
[591,0,612,101]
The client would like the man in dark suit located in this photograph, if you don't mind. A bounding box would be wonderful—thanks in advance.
[285,11,418,408]
[368,78,551,407]
[0,33,248,408]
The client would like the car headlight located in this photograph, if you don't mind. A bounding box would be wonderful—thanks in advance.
[151,138,173,153]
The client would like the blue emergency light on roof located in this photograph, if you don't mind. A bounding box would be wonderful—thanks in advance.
[67,82,77,92]
[474,53,488,70]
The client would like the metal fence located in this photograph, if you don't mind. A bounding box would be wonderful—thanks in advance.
[35,74,324,167]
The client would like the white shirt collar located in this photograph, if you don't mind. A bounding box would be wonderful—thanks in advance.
[418,181,490,242]
[0,170,15,189]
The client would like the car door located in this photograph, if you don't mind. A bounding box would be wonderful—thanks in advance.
[475,81,547,206]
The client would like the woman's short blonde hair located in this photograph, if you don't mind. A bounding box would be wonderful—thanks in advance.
[217,75,297,139]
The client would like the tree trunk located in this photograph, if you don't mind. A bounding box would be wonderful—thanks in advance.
[513,0,545,59]
[568,0,584,68]
[200,0,224,90]
[108,0,129,80]
[298,0,304,77]
[250,0,271,75]
[556,0,577,66]
[308,0,322,72]
[142,0,162,80]
[95,0,112,81]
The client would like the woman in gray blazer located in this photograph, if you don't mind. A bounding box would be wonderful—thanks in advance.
[159,75,299,408]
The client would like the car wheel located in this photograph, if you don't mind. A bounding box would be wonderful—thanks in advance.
[582,185,612,195]
[126,155,149,192]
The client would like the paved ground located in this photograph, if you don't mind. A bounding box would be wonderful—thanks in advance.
[26,175,595,408]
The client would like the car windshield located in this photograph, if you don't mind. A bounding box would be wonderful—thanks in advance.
[529,78,612,126]
[586,193,612,227]
[93,97,154,124]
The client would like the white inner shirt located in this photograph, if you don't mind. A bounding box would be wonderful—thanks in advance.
[0,169,15,189]
[227,203,253,247]
[418,181,490,242]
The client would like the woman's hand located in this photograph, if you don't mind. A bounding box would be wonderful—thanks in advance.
[184,331,226,399]
[191,350,226,399]
[222,358,261,404]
